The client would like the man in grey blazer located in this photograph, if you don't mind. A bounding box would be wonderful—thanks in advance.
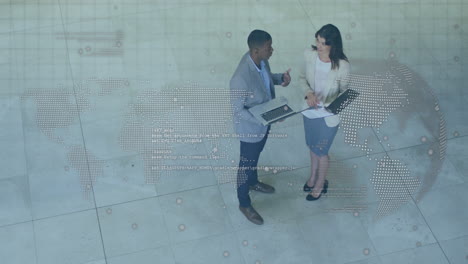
[230,29,291,225]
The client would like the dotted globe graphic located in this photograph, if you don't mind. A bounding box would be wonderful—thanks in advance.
[21,65,446,219]
[21,78,129,197]
[338,59,446,219]
[119,81,236,184]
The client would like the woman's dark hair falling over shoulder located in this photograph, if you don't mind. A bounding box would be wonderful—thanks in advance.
[311,24,349,70]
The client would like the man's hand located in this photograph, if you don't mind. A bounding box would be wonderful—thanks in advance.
[281,68,291,86]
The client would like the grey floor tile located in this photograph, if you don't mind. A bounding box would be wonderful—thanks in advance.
[34,209,104,264]
[77,94,133,123]
[379,243,450,264]
[0,79,25,97]
[374,109,442,152]
[296,212,376,264]
[156,168,217,196]
[446,136,468,181]
[154,142,217,196]
[0,96,27,178]
[416,183,468,241]
[332,126,385,161]
[344,256,383,264]
[23,131,86,178]
[1,3,62,33]
[439,235,468,264]
[386,143,464,199]
[20,86,83,151]
[60,1,115,25]
[21,100,86,173]
[93,154,157,207]
[97,197,170,258]
[159,185,232,244]
[0,222,36,264]
[82,260,106,264]
[81,115,134,161]
[320,153,385,210]
[429,154,465,191]
[360,200,437,255]
[437,93,468,138]
[63,21,127,81]
[345,150,432,220]
[173,233,245,264]
[107,246,175,264]
[8,27,71,81]
[28,167,96,220]
[21,94,99,218]
[236,221,314,264]
[0,175,32,226]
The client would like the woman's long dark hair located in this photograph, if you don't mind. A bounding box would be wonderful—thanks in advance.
[311,24,348,70]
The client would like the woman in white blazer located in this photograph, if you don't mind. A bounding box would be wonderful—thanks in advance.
[298,24,350,201]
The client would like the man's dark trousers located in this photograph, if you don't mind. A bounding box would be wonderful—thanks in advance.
[237,127,270,207]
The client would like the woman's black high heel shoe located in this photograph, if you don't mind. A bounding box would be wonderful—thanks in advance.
[306,180,328,201]
[322,180,328,194]
[303,183,314,192]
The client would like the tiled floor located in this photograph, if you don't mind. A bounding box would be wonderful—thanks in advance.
[1,1,467,264]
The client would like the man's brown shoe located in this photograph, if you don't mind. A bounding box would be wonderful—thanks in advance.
[239,206,264,225]
[250,182,275,193]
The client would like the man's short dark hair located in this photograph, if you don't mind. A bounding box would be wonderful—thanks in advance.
[247,29,271,50]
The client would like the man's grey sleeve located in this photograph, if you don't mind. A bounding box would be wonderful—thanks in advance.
[271,73,283,85]
[230,77,262,125]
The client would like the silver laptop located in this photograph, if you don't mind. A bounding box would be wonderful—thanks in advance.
[248,96,299,126]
